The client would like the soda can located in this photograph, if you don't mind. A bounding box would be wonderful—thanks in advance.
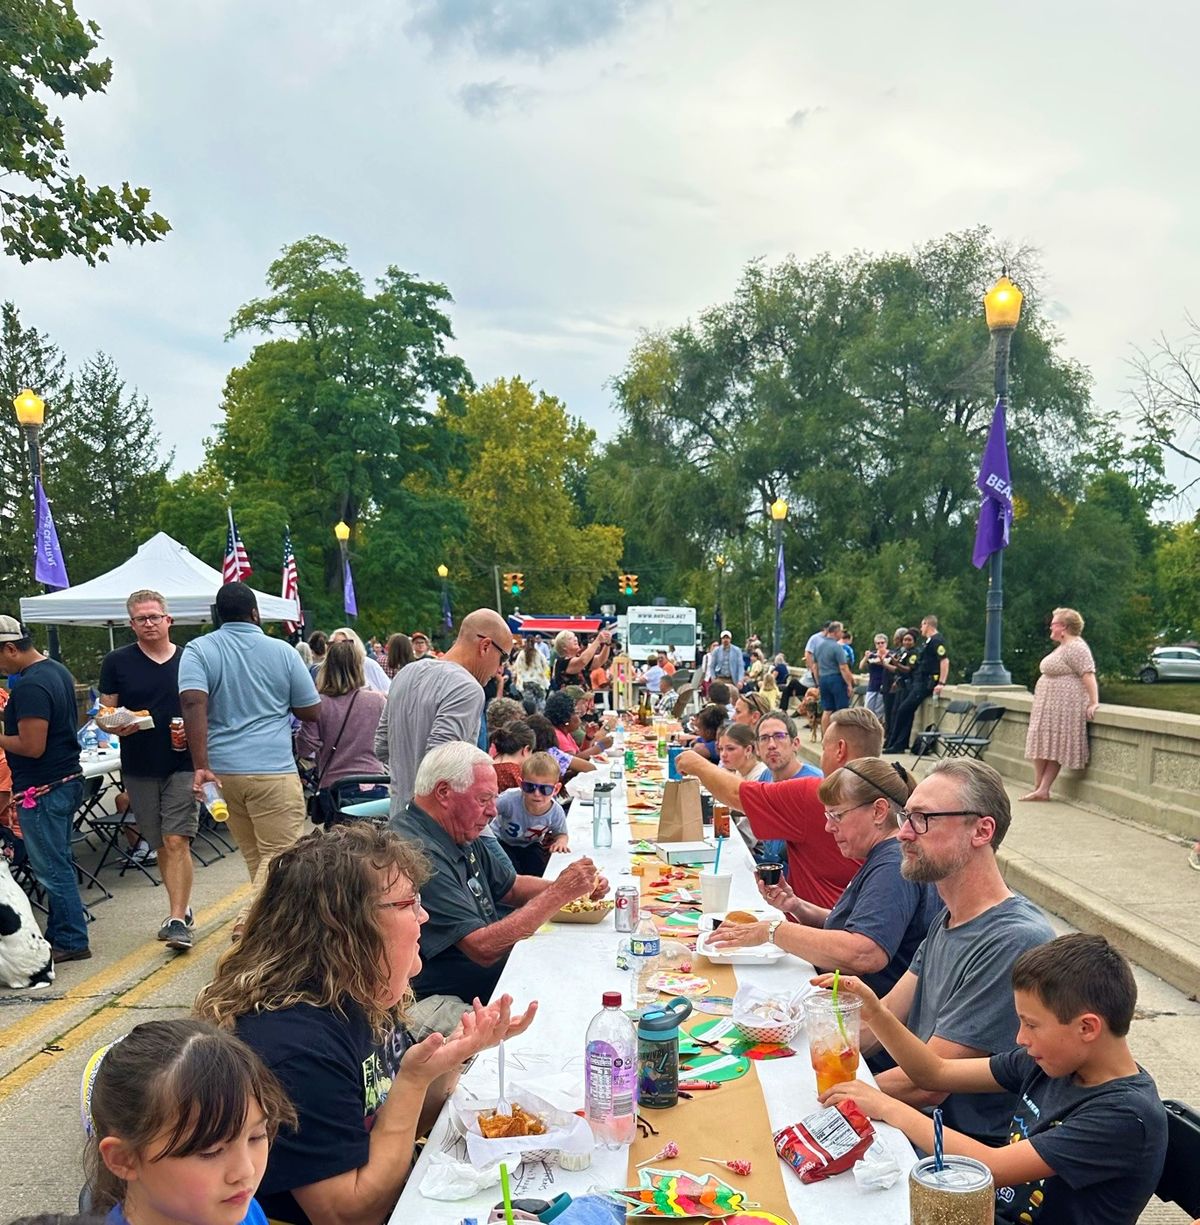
[624,747,637,773]
[614,885,640,933]
[169,717,188,752]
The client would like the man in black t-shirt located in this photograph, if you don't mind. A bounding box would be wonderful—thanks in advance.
[0,615,90,961]
[884,614,950,754]
[99,590,198,950]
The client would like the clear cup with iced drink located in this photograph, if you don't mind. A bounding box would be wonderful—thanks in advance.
[803,989,863,1094]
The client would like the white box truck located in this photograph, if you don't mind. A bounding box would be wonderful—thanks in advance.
[617,606,699,665]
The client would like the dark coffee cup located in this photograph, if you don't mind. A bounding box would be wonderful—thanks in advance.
[756,862,784,886]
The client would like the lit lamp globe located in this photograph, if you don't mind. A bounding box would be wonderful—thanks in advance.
[770,497,788,522]
[333,521,351,543]
[13,388,45,426]
[437,564,449,579]
[983,276,1023,332]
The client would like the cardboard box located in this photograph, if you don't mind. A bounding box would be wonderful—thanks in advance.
[655,840,716,866]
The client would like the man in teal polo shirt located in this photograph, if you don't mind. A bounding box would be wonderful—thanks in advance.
[179,583,320,933]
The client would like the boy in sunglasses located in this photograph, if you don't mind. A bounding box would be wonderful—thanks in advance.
[489,751,570,876]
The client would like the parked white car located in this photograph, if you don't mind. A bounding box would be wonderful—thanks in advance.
[1139,646,1200,684]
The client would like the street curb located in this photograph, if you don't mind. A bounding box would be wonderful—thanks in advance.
[998,849,1200,999]
[0,883,251,1081]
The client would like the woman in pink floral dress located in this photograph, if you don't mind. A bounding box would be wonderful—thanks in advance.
[1022,607,1099,801]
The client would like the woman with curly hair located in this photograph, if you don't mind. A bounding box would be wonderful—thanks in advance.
[194,824,535,1225]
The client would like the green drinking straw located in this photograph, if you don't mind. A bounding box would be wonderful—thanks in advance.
[832,968,849,1044]
[500,1162,514,1225]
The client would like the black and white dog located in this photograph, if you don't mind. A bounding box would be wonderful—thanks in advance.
[0,858,55,990]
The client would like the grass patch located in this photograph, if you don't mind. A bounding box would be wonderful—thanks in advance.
[1100,681,1200,717]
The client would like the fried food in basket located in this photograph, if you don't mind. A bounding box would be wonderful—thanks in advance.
[558,897,613,915]
[477,1104,547,1139]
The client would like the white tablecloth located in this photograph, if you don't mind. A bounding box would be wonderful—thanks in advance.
[81,749,122,780]
[391,760,915,1223]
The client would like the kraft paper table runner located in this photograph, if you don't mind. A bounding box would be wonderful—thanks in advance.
[622,744,796,1220]
[625,956,797,1221]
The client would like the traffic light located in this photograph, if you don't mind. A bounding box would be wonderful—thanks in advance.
[508,572,524,596]
[622,573,638,597]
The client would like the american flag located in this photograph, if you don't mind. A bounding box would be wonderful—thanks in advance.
[222,507,252,583]
[281,526,301,634]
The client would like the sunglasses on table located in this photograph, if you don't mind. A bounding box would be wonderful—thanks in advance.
[521,781,557,796]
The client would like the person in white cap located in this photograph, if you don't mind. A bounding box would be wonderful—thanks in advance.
[706,629,745,687]
[0,615,91,962]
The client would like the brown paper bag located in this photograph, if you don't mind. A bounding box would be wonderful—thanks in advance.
[657,777,703,842]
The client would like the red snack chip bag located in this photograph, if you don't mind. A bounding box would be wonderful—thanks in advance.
[774,1100,875,1184]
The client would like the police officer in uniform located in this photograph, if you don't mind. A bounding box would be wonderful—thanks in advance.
[883,615,949,753]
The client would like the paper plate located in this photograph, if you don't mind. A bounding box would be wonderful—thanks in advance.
[692,995,734,1016]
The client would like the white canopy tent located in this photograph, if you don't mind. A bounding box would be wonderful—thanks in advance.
[19,532,300,628]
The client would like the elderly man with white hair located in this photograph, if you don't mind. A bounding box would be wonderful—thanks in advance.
[392,742,608,1022]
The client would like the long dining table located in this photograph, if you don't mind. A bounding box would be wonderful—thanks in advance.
[391,727,916,1224]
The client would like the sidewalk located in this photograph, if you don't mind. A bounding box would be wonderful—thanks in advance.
[798,741,1200,999]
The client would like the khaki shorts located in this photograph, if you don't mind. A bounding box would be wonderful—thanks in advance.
[122,772,199,849]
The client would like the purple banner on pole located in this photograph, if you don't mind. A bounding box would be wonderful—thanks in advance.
[33,478,70,589]
[972,398,1013,569]
[775,537,787,610]
[441,586,453,630]
[343,557,358,617]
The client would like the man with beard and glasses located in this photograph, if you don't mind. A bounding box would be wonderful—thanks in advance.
[864,758,1053,1146]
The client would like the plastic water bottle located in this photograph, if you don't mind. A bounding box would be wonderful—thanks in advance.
[79,720,99,761]
[200,780,229,822]
[592,782,614,848]
[630,913,662,1007]
[585,991,638,1149]
[611,723,625,779]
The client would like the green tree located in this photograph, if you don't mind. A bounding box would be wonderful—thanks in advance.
[1156,517,1200,642]
[437,377,624,615]
[192,235,471,635]
[0,0,170,263]
[592,228,1097,672]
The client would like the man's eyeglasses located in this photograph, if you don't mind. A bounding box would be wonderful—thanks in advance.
[520,781,557,797]
[897,809,983,834]
[476,634,507,661]
[131,614,166,625]
[757,731,792,745]
[377,892,422,912]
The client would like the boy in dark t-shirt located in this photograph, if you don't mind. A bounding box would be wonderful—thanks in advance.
[814,934,1167,1225]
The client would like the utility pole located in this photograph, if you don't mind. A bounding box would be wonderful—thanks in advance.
[493,564,503,614]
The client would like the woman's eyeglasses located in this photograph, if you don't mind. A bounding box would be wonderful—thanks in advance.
[520,781,557,796]
[377,892,422,912]
[823,801,870,824]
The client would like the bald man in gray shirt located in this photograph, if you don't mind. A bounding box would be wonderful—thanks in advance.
[377,610,513,816]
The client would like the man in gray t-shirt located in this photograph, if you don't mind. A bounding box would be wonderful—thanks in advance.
[377,609,512,817]
[868,759,1054,1144]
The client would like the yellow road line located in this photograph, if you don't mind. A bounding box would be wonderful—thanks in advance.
[0,883,252,1052]
[0,897,250,1106]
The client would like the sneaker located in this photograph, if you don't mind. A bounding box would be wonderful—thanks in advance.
[129,839,158,866]
[157,908,195,941]
[51,946,93,964]
[160,919,193,951]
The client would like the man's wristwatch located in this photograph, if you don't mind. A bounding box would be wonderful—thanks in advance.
[767,919,783,945]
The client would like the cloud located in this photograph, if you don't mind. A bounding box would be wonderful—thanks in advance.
[786,105,826,129]
[457,78,531,116]
[407,0,655,59]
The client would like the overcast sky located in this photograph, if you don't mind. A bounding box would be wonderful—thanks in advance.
[5,0,1198,512]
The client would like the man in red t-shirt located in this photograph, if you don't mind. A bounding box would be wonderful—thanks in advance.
[676,706,884,909]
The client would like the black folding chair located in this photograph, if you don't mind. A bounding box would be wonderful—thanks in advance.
[940,704,1005,759]
[1156,1100,1200,1217]
[192,806,235,864]
[911,699,976,758]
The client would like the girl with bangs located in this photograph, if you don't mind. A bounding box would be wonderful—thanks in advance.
[195,824,535,1225]
[86,1017,297,1225]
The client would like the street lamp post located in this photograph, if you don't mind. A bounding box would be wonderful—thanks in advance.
[12,389,60,659]
[334,520,354,618]
[971,276,1023,687]
[437,563,451,636]
[770,497,788,657]
[714,553,726,637]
